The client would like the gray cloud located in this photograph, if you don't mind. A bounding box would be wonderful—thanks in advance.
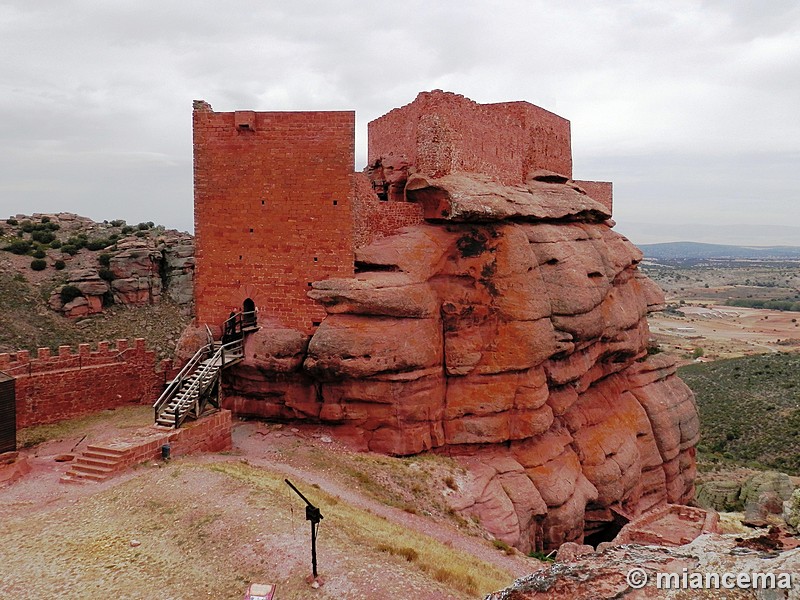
[1,0,798,243]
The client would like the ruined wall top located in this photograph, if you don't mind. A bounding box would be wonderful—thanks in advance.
[368,90,573,184]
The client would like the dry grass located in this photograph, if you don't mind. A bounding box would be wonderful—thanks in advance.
[16,405,152,448]
[1,456,515,599]
[208,461,514,597]
[305,445,469,527]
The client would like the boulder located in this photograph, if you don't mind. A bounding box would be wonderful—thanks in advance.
[740,471,795,508]
[783,488,800,530]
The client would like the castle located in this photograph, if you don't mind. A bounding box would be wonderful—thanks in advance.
[192,90,612,334]
[187,91,698,552]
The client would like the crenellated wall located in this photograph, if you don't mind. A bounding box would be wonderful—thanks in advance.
[0,339,171,428]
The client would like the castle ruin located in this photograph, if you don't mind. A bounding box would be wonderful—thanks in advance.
[186,90,699,552]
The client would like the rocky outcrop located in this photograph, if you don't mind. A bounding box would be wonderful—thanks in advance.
[785,489,800,531]
[487,529,800,600]
[221,172,700,551]
[696,471,795,515]
[46,231,194,318]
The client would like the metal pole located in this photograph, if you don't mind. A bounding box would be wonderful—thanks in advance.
[284,478,323,582]
[311,521,318,578]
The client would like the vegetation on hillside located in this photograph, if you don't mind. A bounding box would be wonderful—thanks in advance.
[0,214,191,359]
[725,298,800,312]
[679,353,800,474]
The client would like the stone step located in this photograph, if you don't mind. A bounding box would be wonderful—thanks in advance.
[59,474,88,485]
[64,469,107,482]
[75,455,120,469]
[85,444,126,457]
[71,462,115,476]
[83,448,126,462]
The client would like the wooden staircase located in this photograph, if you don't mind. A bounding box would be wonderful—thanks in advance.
[153,338,244,428]
[60,445,126,484]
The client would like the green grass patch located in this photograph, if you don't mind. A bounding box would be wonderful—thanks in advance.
[679,352,800,474]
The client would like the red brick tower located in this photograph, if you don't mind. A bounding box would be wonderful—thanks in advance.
[192,101,355,333]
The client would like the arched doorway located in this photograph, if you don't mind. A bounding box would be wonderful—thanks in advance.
[242,298,256,329]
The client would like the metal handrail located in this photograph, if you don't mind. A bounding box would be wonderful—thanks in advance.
[221,310,258,344]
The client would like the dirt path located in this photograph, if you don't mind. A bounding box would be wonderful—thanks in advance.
[228,422,532,577]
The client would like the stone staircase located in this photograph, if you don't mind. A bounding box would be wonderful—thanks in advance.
[60,444,126,484]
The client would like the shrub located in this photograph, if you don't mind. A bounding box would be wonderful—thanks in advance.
[49,239,62,248]
[20,220,35,232]
[32,249,46,259]
[60,244,79,256]
[110,219,126,227]
[54,260,66,270]
[98,268,115,282]
[86,238,110,251]
[137,222,154,230]
[135,230,147,238]
[40,216,50,223]
[98,252,112,267]
[66,236,87,249]
[60,285,82,304]
[44,221,60,231]
[491,539,515,555]
[4,239,32,254]
[31,230,55,244]
[6,218,18,226]
[30,258,47,271]
[528,551,555,562]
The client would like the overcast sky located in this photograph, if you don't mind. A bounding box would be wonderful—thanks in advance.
[1,0,798,245]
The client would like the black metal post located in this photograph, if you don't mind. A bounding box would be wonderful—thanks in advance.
[311,520,318,578]
[285,478,323,581]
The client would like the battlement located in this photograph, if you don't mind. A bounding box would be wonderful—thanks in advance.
[0,338,157,377]
[1,338,170,429]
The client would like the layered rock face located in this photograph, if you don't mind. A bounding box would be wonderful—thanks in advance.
[48,236,194,318]
[222,171,700,551]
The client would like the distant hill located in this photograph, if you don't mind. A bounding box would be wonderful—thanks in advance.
[638,241,800,260]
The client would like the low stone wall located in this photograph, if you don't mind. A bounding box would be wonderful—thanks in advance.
[62,410,233,483]
[106,410,232,469]
[0,339,173,429]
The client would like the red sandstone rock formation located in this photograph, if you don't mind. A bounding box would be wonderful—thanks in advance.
[222,172,699,551]
[189,90,698,552]
[487,529,799,600]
